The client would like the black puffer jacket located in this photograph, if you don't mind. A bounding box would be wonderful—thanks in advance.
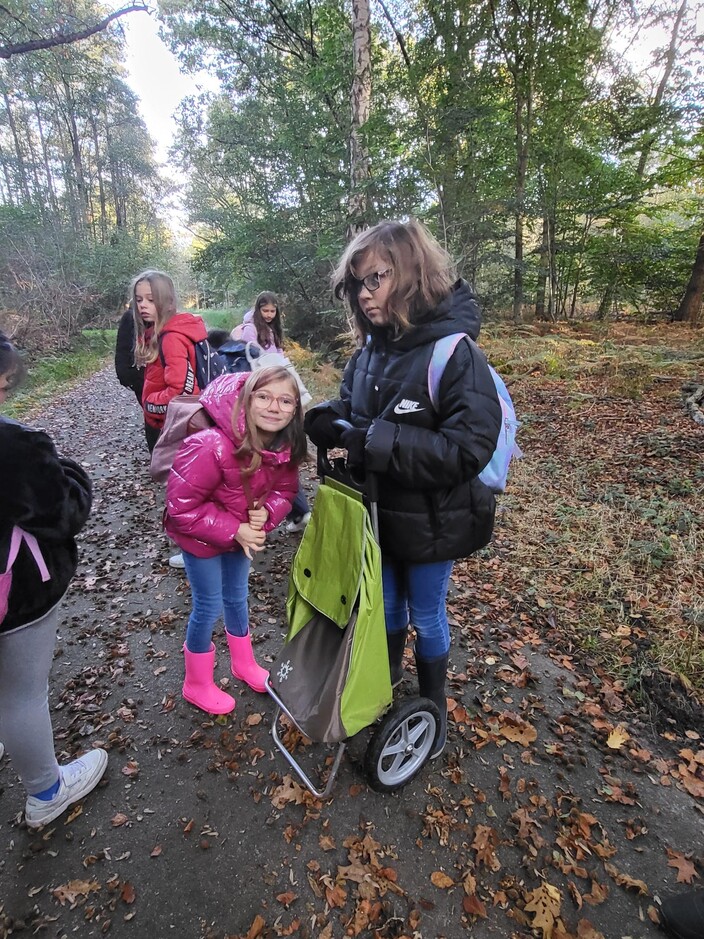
[0,417,92,634]
[307,280,502,563]
[114,306,144,403]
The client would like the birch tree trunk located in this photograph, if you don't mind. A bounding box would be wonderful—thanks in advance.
[347,0,371,240]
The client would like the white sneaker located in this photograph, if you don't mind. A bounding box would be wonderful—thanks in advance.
[169,553,186,569]
[0,741,4,760]
[25,748,108,829]
[285,512,311,534]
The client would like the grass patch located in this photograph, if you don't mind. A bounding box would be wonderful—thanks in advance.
[2,330,115,421]
[187,308,245,331]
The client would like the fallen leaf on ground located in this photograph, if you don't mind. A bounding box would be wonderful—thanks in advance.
[52,879,101,907]
[666,848,700,884]
[606,726,630,749]
[430,871,454,889]
[524,882,562,939]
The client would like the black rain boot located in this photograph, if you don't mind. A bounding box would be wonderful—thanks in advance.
[415,650,449,760]
[386,629,407,689]
[659,889,704,939]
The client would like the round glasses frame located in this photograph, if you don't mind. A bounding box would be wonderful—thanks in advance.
[251,390,298,413]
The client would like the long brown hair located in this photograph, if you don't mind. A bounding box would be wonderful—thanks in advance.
[252,291,284,349]
[331,219,456,340]
[131,270,178,366]
[232,366,307,476]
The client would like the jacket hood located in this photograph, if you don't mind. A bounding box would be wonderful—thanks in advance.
[371,279,481,352]
[198,373,293,466]
[161,312,208,343]
[200,372,249,442]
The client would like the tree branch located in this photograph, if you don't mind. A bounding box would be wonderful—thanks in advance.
[0,4,150,60]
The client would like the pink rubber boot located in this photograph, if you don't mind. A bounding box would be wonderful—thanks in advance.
[182,643,236,714]
[226,632,269,693]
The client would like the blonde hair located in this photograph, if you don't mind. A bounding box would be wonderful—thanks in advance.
[331,219,456,340]
[233,366,307,475]
[131,270,178,366]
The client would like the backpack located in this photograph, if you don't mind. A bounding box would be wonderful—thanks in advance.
[149,395,214,484]
[159,334,229,391]
[428,333,521,494]
[216,339,259,374]
[1,527,51,625]
[193,338,229,388]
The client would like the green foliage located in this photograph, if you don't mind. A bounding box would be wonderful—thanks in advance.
[196,308,241,330]
[0,1,177,350]
[162,0,704,334]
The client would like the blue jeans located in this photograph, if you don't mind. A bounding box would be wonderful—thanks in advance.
[182,550,251,652]
[381,558,454,660]
[286,479,310,522]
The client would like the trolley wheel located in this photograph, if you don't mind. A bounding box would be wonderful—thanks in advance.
[365,697,440,793]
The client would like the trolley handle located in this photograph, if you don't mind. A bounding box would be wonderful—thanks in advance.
[320,419,379,505]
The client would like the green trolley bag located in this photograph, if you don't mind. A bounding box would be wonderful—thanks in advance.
[269,477,392,746]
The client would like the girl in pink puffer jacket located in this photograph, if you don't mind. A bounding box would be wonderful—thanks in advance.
[165,366,307,715]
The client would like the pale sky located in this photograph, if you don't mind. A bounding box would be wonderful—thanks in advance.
[117,6,203,164]
[112,5,219,234]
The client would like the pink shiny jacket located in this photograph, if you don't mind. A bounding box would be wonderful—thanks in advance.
[164,373,299,558]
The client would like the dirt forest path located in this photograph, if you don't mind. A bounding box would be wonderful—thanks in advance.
[0,365,702,939]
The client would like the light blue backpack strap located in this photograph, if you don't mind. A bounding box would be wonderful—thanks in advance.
[427,333,467,410]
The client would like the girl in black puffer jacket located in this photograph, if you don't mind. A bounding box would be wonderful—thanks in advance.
[305,220,501,759]
[0,334,108,829]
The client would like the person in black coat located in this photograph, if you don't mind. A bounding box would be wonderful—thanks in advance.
[0,333,108,828]
[305,220,502,759]
[114,304,159,451]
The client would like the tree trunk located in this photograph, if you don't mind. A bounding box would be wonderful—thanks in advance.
[89,112,108,243]
[597,282,614,320]
[105,114,126,228]
[31,93,59,216]
[513,88,530,324]
[673,230,704,324]
[61,78,89,231]
[347,0,372,240]
[535,213,549,320]
[0,148,14,203]
[2,89,32,202]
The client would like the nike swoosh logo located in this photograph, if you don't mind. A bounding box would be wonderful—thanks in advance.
[394,402,425,415]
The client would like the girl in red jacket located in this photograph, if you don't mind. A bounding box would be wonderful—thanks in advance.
[131,269,208,447]
[165,366,306,714]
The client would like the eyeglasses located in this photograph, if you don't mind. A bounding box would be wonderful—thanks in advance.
[252,391,298,413]
[352,268,393,292]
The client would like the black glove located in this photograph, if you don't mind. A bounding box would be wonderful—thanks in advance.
[304,410,343,450]
[340,426,367,467]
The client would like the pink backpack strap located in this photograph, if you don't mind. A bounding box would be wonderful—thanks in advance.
[4,526,51,582]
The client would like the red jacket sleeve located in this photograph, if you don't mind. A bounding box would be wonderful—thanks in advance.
[144,333,197,416]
